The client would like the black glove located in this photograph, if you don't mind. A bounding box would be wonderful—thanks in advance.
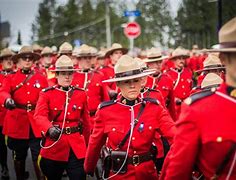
[48,126,61,141]
[4,98,16,110]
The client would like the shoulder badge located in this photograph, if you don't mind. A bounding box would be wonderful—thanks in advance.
[42,86,56,92]
[143,97,159,105]
[99,100,116,109]
[184,88,216,105]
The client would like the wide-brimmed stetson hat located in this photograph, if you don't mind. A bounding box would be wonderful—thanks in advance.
[169,48,190,59]
[196,54,225,73]
[41,46,53,56]
[105,43,128,58]
[143,47,168,63]
[207,17,236,52]
[103,55,155,83]
[97,50,106,59]
[0,48,15,60]
[58,42,73,55]
[12,46,41,61]
[32,44,43,53]
[201,73,223,89]
[50,55,79,72]
[76,44,94,57]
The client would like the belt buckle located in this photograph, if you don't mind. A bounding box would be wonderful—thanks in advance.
[26,104,32,112]
[65,127,71,135]
[132,155,140,166]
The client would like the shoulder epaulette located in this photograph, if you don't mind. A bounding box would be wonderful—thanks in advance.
[42,86,56,92]
[143,97,159,105]
[184,88,216,105]
[99,100,116,109]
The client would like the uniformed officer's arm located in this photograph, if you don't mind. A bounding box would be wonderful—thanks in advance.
[84,109,107,173]
[160,103,200,180]
[0,75,12,105]
[34,91,53,135]
[81,95,91,145]
[157,108,176,145]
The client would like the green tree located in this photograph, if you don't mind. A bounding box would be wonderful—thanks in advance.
[136,0,173,49]
[32,0,56,46]
[17,30,22,45]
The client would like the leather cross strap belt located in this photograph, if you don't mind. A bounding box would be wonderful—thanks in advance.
[127,152,153,166]
[62,125,83,135]
[15,103,36,112]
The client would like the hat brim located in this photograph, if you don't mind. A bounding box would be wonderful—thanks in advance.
[50,68,79,72]
[204,48,236,53]
[196,66,225,73]
[143,56,169,63]
[105,48,128,58]
[102,70,155,83]
[169,55,190,60]
[12,52,41,61]
[0,55,13,61]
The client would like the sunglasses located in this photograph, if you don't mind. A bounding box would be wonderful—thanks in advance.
[21,56,34,61]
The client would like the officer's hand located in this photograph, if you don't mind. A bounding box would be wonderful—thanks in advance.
[4,98,16,110]
[48,126,61,141]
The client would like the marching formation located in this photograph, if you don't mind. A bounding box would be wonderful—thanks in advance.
[0,16,235,180]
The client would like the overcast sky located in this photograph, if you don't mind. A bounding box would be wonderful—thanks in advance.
[0,0,181,46]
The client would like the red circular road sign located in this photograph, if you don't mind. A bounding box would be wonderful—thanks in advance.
[124,22,141,39]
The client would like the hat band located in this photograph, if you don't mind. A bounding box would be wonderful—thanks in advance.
[219,41,236,48]
[147,55,162,59]
[204,64,224,69]
[56,66,74,70]
[115,69,142,78]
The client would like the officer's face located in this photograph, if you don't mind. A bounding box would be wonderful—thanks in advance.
[117,78,142,100]
[147,61,162,74]
[19,55,34,70]
[110,50,123,66]
[42,55,52,66]
[1,57,14,70]
[56,71,73,87]
[220,52,236,84]
[78,56,92,69]
[173,56,186,70]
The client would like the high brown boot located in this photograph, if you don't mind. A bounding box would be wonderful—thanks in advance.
[14,160,25,180]
[33,162,45,180]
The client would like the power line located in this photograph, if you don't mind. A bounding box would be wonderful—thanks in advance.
[36,17,105,42]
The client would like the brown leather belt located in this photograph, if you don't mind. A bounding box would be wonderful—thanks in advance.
[127,152,153,166]
[62,125,83,135]
[15,103,36,112]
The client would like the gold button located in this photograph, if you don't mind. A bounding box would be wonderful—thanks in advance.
[27,83,30,85]
[66,121,69,123]
[112,128,116,131]
[149,126,152,130]
[27,101,30,103]
[181,79,184,82]
[96,83,99,86]
[183,92,186,95]
[132,137,135,140]
[216,137,222,142]
[182,85,185,88]
[67,112,70,115]
[134,151,137,154]
[54,108,57,110]
[2,104,4,107]
[78,106,81,110]
[27,92,30,94]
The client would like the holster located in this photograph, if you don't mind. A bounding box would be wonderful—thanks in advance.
[111,151,127,174]
[101,146,112,178]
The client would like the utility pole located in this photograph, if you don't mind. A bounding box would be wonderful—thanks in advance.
[217,0,222,32]
[105,0,111,48]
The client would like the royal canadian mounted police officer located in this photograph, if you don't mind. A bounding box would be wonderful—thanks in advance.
[0,48,15,179]
[84,55,176,180]
[72,44,109,127]
[34,55,90,180]
[160,17,236,180]
[0,46,48,180]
